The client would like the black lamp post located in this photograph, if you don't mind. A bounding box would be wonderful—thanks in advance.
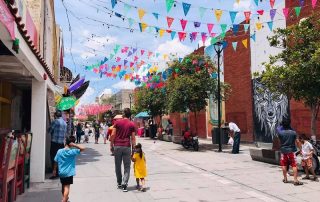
[129,94,132,110]
[213,40,223,152]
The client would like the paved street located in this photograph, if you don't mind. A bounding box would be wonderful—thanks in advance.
[18,137,320,202]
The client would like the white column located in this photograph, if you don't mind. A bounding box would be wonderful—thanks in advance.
[30,79,47,182]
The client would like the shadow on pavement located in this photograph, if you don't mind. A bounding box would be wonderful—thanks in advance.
[76,146,103,165]
[171,143,234,153]
[16,182,61,202]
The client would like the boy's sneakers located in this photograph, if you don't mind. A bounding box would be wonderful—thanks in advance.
[122,184,128,192]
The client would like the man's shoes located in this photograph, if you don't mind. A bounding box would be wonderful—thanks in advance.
[122,184,128,192]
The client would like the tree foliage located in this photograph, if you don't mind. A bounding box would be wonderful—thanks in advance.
[258,13,320,137]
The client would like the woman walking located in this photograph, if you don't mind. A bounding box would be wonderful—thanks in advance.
[76,123,83,143]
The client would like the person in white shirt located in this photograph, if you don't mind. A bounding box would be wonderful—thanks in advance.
[298,134,318,181]
[226,122,241,154]
[83,125,90,143]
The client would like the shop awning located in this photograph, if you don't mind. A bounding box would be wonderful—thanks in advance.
[135,112,150,118]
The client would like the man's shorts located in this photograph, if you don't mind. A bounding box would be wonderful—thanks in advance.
[302,158,313,169]
[280,152,297,167]
[60,176,73,185]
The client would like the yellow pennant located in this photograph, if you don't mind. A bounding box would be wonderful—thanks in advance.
[236,0,240,4]
[163,54,168,60]
[242,39,248,48]
[256,22,262,30]
[138,9,146,20]
[140,22,148,32]
[214,9,223,22]
[159,29,165,37]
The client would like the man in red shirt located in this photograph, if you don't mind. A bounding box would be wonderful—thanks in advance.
[110,108,136,192]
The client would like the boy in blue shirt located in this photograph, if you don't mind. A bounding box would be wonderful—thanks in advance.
[54,136,85,202]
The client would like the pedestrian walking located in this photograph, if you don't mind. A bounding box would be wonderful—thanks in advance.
[131,143,147,192]
[102,122,109,144]
[166,119,173,136]
[226,122,241,154]
[83,125,90,143]
[76,123,83,143]
[277,118,303,186]
[110,108,136,192]
[298,134,319,181]
[53,136,85,202]
[93,120,100,144]
[48,110,67,179]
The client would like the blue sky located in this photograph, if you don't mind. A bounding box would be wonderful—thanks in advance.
[54,0,273,107]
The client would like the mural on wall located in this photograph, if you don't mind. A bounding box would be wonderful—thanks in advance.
[252,79,289,143]
[209,94,218,124]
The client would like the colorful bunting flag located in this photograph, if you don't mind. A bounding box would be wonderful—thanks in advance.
[232,42,238,51]
[283,8,289,19]
[178,32,186,41]
[222,41,228,49]
[244,11,251,23]
[270,9,277,21]
[267,21,273,31]
[170,31,176,40]
[116,57,121,62]
[199,7,207,18]
[270,0,275,8]
[111,0,117,9]
[180,19,188,31]
[233,24,239,35]
[220,24,227,33]
[124,60,128,66]
[114,44,120,54]
[139,23,148,32]
[299,0,305,6]
[207,23,214,34]
[250,33,256,42]
[256,22,262,30]
[182,2,191,16]
[141,50,145,56]
[132,48,137,54]
[190,32,198,42]
[254,0,259,6]
[312,0,317,9]
[214,10,223,22]
[166,0,174,13]
[167,17,174,28]
[152,12,160,20]
[229,11,238,24]
[257,10,264,15]
[194,22,201,28]
[201,33,207,45]
[138,9,146,20]
[159,29,165,37]
[128,18,135,28]
[110,53,114,59]
[294,7,301,17]
[124,3,131,15]
[242,39,248,48]
[127,51,132,57]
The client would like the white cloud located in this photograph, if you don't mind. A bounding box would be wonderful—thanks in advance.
[156,39,193,58]
[233,0,251,10]
[99,88,113,97]
[112,81,136,90]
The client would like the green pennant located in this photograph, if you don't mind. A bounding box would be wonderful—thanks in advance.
[294,7,301,17]
[210,37,217,45]
[199,7,207,18]
[114,44,120,54]
[220,24,228,33]
[124,3,131,15]
[166,0,174,13]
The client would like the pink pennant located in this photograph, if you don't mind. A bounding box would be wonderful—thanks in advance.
[141,50,145,55]
[104,64,108,70]
[207,23,214,34]
[130,62,134,67]
[244,11,251,23]
[140,60,145,65]
[191,32,198,41]
[312,0,317,8]
[257,10,264,15]
[282,8,289,19]
[121,47,129,53]
[180,19,188,31]
[99,65,104,70]
[201,33,207,45]
[210,33,216,37]
[134,56,139,62]
[116,57,121,62]
[178,32,186,41]
[270,0,275,8]
[148,51,153,58]
[93,68,99,73]
[167,16,174,28]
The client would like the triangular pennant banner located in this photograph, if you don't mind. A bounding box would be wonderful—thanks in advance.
[178,32,186,41]
[270,0,275,8]
[220,24,227,33]
[312,0,317,9]
[283,8,289,19]
[233,24,239,35]
[132,48,137,54]
[190,32,198,42]
[180,19,188,31]
[199,7,207,18]
[110,53,114,59]
[207,23,214,34]
[232,42,238,51]
[299,0,305,6]
[244,11,251,23]
[242,39,248,48]
[114,44,120,54]
[215,10,223,22]
[139,23,148,32]
[229,11,238,24]
[254,0,259,6]
[267,21,273,31]
[128,18,135,28]
[170,31,176,40]
[138,9,146,20]
[222,41,228,49]
[127,51,132,57]
[152,12,159,20]
[256,22,262,30]
[257,10,264,15]
[270,9,277,21]
[159,29,165,37]
[124,3,131,15]
[201,33,207,45]
[182,2,191,16]
[244,24,250,33]
[124,60,128,66]
[250,33,256,42]
[166,0,174,13]
[167,17,174,28]
[194,22,201,28]
[141,50,145,56]
[294,7,301,17]
[111,0,117,8]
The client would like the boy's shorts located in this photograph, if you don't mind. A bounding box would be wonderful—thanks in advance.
[280,152,297,167]
[60,176,73,185]
[302,158,313,169]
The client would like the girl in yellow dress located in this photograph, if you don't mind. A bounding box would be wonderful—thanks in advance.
[132,143,147,192]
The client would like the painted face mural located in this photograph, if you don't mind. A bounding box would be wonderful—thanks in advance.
[253,79,288,141]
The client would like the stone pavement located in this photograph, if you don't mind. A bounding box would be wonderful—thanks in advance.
[17,137,320,202]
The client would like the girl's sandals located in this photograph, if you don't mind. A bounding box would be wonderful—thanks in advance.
[311,177,319,182]
[282,179,289,183]
[302,176,310,180]
[294,181,303,186]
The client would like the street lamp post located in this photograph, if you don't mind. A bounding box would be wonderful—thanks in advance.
[213,41,223,152]
[129,94,132,110]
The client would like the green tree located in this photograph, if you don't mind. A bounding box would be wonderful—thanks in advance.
[258,14,320,138]
[166,53,230,134]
